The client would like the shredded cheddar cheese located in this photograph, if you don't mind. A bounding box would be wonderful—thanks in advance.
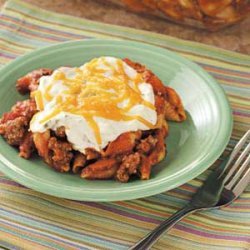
[32,57,156,145]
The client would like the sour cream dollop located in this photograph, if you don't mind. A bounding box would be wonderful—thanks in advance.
[30,57,157,153]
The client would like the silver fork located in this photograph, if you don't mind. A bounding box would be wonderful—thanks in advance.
[130,130,250,250]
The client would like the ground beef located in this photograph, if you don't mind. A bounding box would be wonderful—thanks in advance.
[48,137,73,172]
[0,117,28,146]
[155,95,166,116]
[136,135,158,155]
[0,99,37,147]
[55,126,66,138]
[116,152,141,182]
[140,129,166,180]
[0,59,184,182]
[0,99,36,125]
[19,132,35,159]
[16,68,53,94]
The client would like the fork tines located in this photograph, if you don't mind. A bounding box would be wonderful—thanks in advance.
[222,130,250,196]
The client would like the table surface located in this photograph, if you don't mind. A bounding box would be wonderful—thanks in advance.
[0,0,249,54]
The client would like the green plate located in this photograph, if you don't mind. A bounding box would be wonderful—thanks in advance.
[0,40,232,201]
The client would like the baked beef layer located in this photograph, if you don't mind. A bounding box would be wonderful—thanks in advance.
[0,59,186,182]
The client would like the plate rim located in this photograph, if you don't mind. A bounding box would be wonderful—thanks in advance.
[0,39,233,201]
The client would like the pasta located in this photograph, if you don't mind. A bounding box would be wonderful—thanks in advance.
[107,0,249,30]
[0,58,186,182]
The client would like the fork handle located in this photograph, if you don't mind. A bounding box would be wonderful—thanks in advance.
[129,205,196,250]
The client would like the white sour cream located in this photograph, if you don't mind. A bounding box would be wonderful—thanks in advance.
[30,57,157,153]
